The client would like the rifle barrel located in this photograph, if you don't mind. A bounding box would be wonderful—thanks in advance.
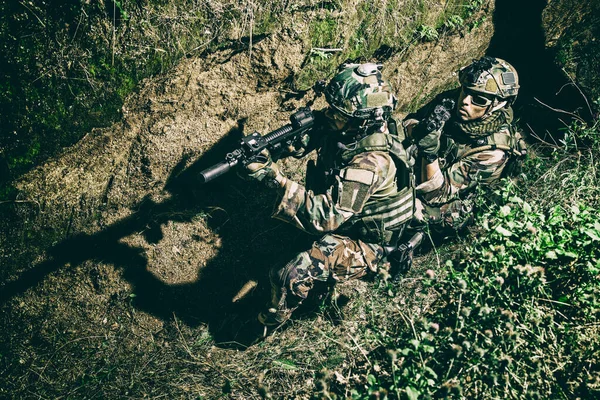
[199,159,238,183]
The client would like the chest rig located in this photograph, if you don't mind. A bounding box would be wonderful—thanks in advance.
[438,119,527,175]
[330,120,417,244]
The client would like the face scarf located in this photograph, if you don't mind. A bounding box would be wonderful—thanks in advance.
[453,107,514,140]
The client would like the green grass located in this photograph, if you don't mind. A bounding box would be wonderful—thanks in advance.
[0,0,490,180]
[318,116,600,398]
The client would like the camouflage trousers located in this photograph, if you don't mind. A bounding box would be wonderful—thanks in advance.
[413,197,474,233]
[258,234,385,326]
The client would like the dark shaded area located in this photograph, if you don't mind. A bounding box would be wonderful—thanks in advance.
[0,120,315,348]
[487,0,594,142]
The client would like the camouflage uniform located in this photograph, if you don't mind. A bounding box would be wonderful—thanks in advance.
[410,57,525,232]
[249,64,414,326]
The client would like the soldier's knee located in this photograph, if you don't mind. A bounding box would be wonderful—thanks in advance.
[270,251,305,284]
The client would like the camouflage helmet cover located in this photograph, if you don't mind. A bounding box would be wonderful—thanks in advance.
[459,56,520,100]
[324,63,397,120]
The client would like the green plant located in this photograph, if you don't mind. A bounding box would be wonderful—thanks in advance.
[331,113,600,398]
[443,15,464,30]
[345,183,600,398]
[310,15,339,48]
[415,24,439,42]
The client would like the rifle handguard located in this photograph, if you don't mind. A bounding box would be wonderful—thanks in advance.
[198,108,314,184]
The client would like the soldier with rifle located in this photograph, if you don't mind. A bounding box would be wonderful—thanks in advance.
[203,63,417,338]
[201,57,526,341]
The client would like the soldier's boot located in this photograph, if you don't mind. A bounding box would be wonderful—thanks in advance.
[257,307,291,327]
[231,311,285,348]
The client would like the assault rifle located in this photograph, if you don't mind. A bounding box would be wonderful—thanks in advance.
[410,98,455,142]
[199,107,315,183]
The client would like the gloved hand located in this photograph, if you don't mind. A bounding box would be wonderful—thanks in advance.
[404,118,441,159]
[284,131,311,158]
[416,128,442,157]
[243,149,287,188]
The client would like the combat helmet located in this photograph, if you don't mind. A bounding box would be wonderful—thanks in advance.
[459,56,519,103]
[324,63,397,123]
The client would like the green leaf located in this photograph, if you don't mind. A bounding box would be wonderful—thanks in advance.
[495,225,513,237]
[585,229,600,241]
[500,205,512,217]
[400,347,412,356]
[406,386,421,400]
[563,251,578,259]
[273,359,298,370]
[367,374,377,386]
[422,344,435,354]
[424,366,438,379]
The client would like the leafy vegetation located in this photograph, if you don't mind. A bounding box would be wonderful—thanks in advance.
[316,113,600,399]
[0,0,290,182]
[293,0,488,90]
[351,194,600,397]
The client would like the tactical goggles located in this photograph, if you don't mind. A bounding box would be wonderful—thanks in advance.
[462,88,494,107]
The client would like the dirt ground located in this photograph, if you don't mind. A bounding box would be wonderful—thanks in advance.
[0,17,495,398]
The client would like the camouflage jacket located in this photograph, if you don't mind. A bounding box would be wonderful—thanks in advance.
[271,119,413,244]
[416,110,514,205]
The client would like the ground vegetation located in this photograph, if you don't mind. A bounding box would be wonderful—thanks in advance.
[1,0,599,398]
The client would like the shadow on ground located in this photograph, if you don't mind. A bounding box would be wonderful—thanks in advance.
[0,121,315,348]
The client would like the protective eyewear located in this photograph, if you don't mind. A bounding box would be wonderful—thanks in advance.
[463,89,494,107]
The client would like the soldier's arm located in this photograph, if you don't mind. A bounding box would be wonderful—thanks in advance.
[271,151,395,234]
[416,148,508,205]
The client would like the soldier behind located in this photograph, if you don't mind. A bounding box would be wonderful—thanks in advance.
[243,63,415,336]
[405,56,526,235]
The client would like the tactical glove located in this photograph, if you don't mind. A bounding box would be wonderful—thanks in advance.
[403,118,440,160]
[243,150,287,188]
[415,125,442,157]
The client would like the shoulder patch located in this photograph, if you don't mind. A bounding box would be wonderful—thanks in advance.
[341,168,376,185]
[337,168,377,213]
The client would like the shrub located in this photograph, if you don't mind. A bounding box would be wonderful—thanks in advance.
[347,185,600,398]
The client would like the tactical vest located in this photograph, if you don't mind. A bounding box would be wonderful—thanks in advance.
[440,122,526,177]
[335,121,416,244]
